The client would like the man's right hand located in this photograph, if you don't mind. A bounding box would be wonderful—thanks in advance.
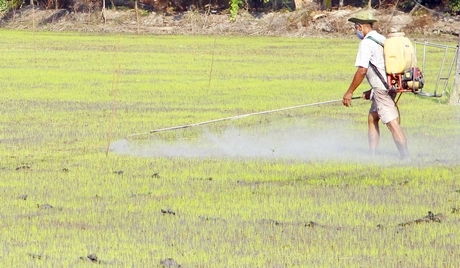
[362,89,372,100]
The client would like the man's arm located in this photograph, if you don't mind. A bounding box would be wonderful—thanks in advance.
[343,66,367,107]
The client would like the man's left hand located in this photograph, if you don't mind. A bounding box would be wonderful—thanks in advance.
[342,92,353,107]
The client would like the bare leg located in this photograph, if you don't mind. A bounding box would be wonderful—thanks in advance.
[386,118,410,158]
[368,112,380,155]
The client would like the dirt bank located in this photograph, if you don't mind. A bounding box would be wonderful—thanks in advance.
[1,5,460,39]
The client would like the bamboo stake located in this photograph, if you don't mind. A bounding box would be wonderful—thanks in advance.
[208,36,217,87]
[106,35,121,156]
[450,34,460,104]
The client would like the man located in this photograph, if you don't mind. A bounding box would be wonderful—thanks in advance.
[342,11,410,159]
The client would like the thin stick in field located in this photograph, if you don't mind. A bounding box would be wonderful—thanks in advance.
[32,0,36,63]
[208,36,217,87]
[106,36,121,156]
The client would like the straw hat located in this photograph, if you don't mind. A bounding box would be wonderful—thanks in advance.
[348,11,379,24]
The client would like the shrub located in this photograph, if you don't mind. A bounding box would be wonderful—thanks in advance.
[0,0,24,12]
[447,0,460,14]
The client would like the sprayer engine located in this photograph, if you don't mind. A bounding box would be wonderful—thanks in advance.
[388,67,424,93]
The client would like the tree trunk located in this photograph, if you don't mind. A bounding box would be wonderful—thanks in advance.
[102,0,106,24]
[135,0,139,35]
[31,0,34,30]
[293,0,302,10]
[409,3,420,15]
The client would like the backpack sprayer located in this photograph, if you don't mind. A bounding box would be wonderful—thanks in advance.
[365,32,458,124]
[384,33,425,95]
[371,32,458,100]
[367,32,424,104]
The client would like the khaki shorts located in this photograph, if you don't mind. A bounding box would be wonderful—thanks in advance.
[369,89,399,124]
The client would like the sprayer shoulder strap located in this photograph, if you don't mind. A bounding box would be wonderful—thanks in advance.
[365,36,391,91]
[368,62,390,90]
[366,35,384,47]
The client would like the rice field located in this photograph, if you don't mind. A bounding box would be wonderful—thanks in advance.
[0,29,459,267]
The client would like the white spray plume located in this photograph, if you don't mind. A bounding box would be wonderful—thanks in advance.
[111,120,408,162]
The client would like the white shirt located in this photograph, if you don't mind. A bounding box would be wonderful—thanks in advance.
[355,30,387,90]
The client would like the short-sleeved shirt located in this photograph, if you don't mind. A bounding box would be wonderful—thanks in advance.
[354,30,386,90]
[355,31,399,124]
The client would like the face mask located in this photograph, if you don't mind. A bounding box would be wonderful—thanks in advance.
[356,30,365,40]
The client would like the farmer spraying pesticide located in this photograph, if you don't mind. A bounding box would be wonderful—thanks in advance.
[342,11,410,159]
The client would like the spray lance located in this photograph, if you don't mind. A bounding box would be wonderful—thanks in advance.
[126,96,362,139]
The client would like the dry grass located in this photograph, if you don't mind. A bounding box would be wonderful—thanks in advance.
[2,5,459,38]
[401,13,434,34]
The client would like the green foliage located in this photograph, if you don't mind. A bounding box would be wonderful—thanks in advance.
[0,0,23,12]
[448,0,460,14]
[229,0,243,21]
[230,0,271,21]
[399,0,459,14]
[399,0,416,11]
[0,0,8,12]
[138,9,149,16]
